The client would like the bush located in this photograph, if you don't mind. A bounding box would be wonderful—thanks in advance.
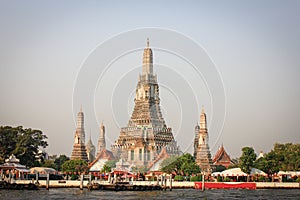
[190,175,202,182]
[223,177,231,182]
[217,176,222,182]
[174,175,184,181]
[257,175,266,182]
[296,177,300,183]
[71,174,78,180]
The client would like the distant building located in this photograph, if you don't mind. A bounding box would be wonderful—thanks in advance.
[257,151,264,159]
[97,122,106,156]
[194,107,213,173]
[212,144,234,168]
[86,134,96,163]
[71,108,88,162]
[147,147,170,171]
[88,148,115,172]
[111,39,181,168]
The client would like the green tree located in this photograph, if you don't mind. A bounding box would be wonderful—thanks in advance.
[61,159,88,173]
[161,153,201,175]
[214,165,226,172]
[0,126,48,167]
[239,147,257,174]
[42,160,57,169]
[54,155,70,171]
[101,160,117,173]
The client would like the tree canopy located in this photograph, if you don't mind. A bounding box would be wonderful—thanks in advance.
[54,154,70,171]
[160,153,201,175]
[239,147,257,174]
[254,143,300,174]
[0,126,48,167]
[101,160,117,173]
[61,159,88,173]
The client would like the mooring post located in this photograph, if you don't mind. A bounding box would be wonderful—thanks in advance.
[8,171,11,183]
[202,173,205,191]
[80,174,84,190]
[164,175,167,191]
[108,173,111,183]
[46,173,50,190]
[169,175,172,191]
[36,173,39,184]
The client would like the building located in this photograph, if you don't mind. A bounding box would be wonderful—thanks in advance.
[97,122,106,156]
[111,39,180,168]
[88,148,115,172]
[86,134,96,163]
[194,107,213,173]
[71,108,88,162]
[212,144,234,168]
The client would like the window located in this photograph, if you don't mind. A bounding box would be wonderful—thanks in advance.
[131,150,134,161]
[147,150,150,161]
[139,149,142,160]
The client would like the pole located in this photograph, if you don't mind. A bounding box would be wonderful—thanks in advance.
[202,173,205,191]
[46,174,50,190]
[169,175,172,191]
[164,175,167,191]
[80,174,84,190]
[36,173,39,184]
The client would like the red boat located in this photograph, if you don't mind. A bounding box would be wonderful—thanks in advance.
[194,182,256,190]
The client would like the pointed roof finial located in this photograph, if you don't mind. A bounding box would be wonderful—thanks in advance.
[147,38,149,48]
[89,128,92,141]
[201,105,205,113]
[80,104,83,112]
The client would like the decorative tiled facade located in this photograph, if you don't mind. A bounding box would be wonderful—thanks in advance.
[111,39,180,168]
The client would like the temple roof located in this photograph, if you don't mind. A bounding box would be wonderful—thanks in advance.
[147,147,170,170]
[212,144,232,165]
[88,148,114,168]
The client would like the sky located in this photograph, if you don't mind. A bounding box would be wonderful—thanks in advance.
[0,0,299,159]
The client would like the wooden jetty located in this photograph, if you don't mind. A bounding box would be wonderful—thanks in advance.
[0,181,38,190]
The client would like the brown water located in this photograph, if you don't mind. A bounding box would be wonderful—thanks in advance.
[1,188,300,200]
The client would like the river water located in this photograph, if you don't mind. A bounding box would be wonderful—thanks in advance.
[1,188,300,200]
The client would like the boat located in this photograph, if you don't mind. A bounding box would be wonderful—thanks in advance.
[194,182,256,190]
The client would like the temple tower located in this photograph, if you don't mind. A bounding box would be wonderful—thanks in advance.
[86,133,96,163]
[194,106,213,173]
[71,108,88,162]
[112,39,180,167]
[97,122,106,155]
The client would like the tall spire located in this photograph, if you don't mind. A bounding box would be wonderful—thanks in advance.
[200,106,207,130]
[76,108,85,143]
[86,129,95,162]
[97,121,106,155]
[142,38,153,75]
[71,108,88,162]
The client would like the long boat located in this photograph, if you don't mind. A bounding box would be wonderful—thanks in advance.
[194,182,256,190]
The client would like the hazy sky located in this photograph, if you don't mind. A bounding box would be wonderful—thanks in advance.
[0,0,299,158]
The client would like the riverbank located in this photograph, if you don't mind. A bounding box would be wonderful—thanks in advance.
[14,180,300,189]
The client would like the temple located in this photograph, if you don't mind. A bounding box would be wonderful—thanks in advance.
[97,122,106,156]
[111,39,181,168]
[71,108,88,162]
[194,107,213,172]
[212,144,234,168]
[86,133,96,162]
